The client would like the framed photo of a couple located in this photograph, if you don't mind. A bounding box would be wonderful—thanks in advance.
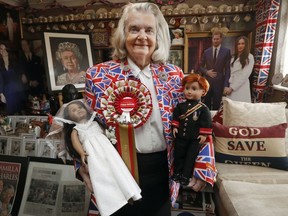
[43,32,94,92]
[184,30,252,73]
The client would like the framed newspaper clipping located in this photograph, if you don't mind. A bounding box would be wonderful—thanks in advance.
[18,158,90,216]
[0,155,29,216]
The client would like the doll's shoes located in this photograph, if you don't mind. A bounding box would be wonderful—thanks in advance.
[180,176,190,186]
[171,173,182,182]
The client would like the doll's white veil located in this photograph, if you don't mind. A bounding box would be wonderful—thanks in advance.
[46,99,96,161]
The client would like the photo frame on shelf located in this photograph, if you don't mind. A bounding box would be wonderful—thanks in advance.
[170,28,185,46]
[0,136,9,155]
[0,155,29,216]
[37,139,56,158]
[23,139,38,157]
[43,32,94,92]
[10,137,23,156]
[184,31,252,73]
[168,46,184,70]
[18,158,90,216]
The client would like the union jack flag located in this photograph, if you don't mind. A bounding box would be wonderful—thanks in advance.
[253,0,280,102]
[88,194,100,216]
[193,136,216,186]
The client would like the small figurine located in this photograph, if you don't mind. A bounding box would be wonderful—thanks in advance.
[53,99,141,216]
[61,84,82,104]
[171,73,212,186]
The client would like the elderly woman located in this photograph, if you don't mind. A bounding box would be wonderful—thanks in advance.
[55,42,86,86]
[71,2,215,216]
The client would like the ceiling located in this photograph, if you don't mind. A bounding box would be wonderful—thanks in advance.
[0,0,130,10]
[0,0,253,11]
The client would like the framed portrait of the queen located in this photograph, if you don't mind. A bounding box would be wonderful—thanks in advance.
[43,32,94,92]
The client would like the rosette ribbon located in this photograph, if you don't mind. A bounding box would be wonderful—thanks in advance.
[101,79,153,183]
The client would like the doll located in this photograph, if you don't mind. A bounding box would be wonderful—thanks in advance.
[54,100,142,216]
[171,74,212,186]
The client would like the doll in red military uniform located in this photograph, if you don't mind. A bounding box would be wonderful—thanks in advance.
[171,73,212,186]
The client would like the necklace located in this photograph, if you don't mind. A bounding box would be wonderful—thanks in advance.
[66,72,84,84]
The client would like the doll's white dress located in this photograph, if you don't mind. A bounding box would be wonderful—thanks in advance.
[74,118,141,216]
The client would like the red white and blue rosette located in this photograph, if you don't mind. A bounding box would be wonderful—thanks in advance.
[100,79,153,183]
[100,79,153,128]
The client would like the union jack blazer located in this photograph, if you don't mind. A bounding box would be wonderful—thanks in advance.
[75,59,216,213]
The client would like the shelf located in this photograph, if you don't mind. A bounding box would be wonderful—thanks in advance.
[21,10,255,26]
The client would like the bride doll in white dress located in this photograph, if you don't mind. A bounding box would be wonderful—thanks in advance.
[53,100,141,216]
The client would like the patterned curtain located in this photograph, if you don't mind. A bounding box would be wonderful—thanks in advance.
[252,0,280,102]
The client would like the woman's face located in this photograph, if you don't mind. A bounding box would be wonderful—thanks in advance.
[0,44,8,57]
[3,188,14,203]
[61,50,79,72]
[68,103,88,123]
[125,11,156,69]
[237,38,246,54]
[174,32,180,39]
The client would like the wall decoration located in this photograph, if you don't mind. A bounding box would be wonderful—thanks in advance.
[168,47,184,71]
[184,31,252,73]
[170,28,184,46]
[0,5,21,50]
[92,28,110,47]
[43,32,94,92]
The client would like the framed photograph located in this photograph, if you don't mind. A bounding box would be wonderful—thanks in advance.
[10,137,23,156]
[43,32,94,92]
[0,136,9,155]
[0,7,21,50]
[0,155,29,216]
[37,139,56,158]
[18,158,90,216]
[168,47,184,70]
[184,31,252,73]
[170,28,184,46]
[23,139,38,157]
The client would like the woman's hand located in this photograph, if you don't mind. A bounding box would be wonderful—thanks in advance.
[223,87,233,96]
[197,135,207,144]
[78,164,93,193]
[0,93,6,103]
[188,176,207,192]
[80,152,88,166]
[173,127,178,138]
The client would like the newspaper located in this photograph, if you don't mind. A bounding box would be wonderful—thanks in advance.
[23,167,62,216]
[19,162,90,216]
[57,182,90,216]
[0,161,22,216]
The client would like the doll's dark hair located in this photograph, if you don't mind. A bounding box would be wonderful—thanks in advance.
[63,123,80,160]
[231,36,250,69]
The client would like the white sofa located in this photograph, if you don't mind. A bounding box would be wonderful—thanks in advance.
[214,163,288,216]
[211,100,288,216]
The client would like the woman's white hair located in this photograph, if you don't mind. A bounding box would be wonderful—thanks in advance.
[111,2,171,64]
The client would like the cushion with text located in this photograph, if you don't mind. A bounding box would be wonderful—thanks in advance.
[222,97,287,127]
[213,122,288,170]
